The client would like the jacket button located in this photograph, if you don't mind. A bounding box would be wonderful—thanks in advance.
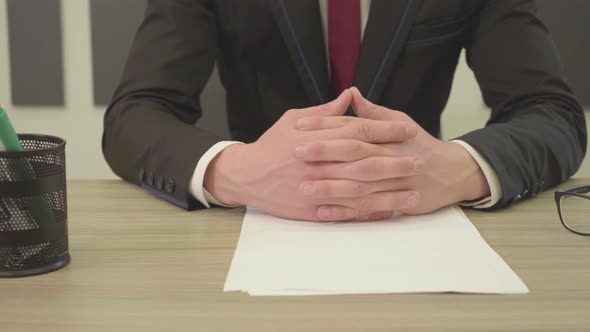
[533,182,542,195]
[165,178,176,193]
[138,168,145,183]
[512,194,522,202]
[146,172,155,186]
[156,176,164,191]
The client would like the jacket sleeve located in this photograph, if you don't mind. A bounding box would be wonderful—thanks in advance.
[457,0,587,208]
[102,0,221,210]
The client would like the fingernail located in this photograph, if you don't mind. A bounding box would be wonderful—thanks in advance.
[318,207,331,219]
[405,125,417,137]
[301,183,315,195]
[406,193,419,208]
[413,159,425,173]
[295,145,307,158]
[296,118,310,130]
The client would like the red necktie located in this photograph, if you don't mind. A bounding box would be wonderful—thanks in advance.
[328,0,361,97]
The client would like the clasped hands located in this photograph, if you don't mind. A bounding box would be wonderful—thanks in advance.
[205,88,490,221]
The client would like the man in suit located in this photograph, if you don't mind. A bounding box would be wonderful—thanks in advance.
[103,0,586,221]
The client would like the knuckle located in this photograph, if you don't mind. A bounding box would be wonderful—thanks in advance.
[352,160,370,179]
[353,213,364,222]
[314,181,331,197]
[307,117,325,130]
[349,159,379,181]
[401,114,412,122]
[302,164,319,180]
[394,158,411,175]
[402,157,418,175]
[351,181,367,196]
[355,196,373,210]
[388,195,405,209]
[392,110,409,119]
[331,207,348,220]
[348,141,364,157]
[380,158,397,179]
[356,210,371,221]
[307,208,322,222]
[306,142,323,159]
[356,123,374,142]
[363,159,380,180]
[341,116,354,124]
[284,109,297,118]
[368,158,385,179]
[388,122,404,139]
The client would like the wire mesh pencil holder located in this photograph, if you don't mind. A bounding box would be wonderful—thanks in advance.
[0,134,70,277]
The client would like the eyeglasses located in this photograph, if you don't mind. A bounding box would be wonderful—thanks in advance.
[555,185,590,236]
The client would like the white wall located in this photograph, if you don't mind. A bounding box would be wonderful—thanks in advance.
[1,0,588,179]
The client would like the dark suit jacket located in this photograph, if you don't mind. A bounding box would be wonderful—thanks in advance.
[103,0,586,210]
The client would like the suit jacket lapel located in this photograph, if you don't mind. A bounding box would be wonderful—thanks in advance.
[271,0,330,105]
[354,0,423,102]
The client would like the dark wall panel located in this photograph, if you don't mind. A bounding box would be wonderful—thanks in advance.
[90,0,145,105]
[90,0,230,138]
[538,0,590,106]
[7,0,64,106]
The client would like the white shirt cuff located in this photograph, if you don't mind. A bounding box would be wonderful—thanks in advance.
[188,141,244,208]
[450,140,502,209]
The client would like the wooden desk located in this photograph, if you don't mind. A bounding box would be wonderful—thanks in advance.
[0,180,589,332]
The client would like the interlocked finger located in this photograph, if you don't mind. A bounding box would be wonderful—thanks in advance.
[306,156,425,181]
[300,178,405,199]
[296,116,417,143]
[295,139,396,162]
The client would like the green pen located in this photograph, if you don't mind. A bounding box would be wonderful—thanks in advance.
[0,105,24,152]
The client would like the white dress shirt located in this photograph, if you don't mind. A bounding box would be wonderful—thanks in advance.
[189,0,501,209]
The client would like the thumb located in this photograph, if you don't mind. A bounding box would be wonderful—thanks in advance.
[350,87,418,138]
[317,89,352,116]
[350,87,391,121]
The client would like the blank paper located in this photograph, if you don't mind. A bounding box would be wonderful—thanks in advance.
[225,206,528,296]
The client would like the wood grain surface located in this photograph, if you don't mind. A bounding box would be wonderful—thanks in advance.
[0,180,588,332]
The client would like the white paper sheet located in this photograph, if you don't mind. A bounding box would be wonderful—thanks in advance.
[224,206,528,296]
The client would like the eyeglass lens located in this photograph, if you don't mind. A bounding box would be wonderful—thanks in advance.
[560,194,590,234]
